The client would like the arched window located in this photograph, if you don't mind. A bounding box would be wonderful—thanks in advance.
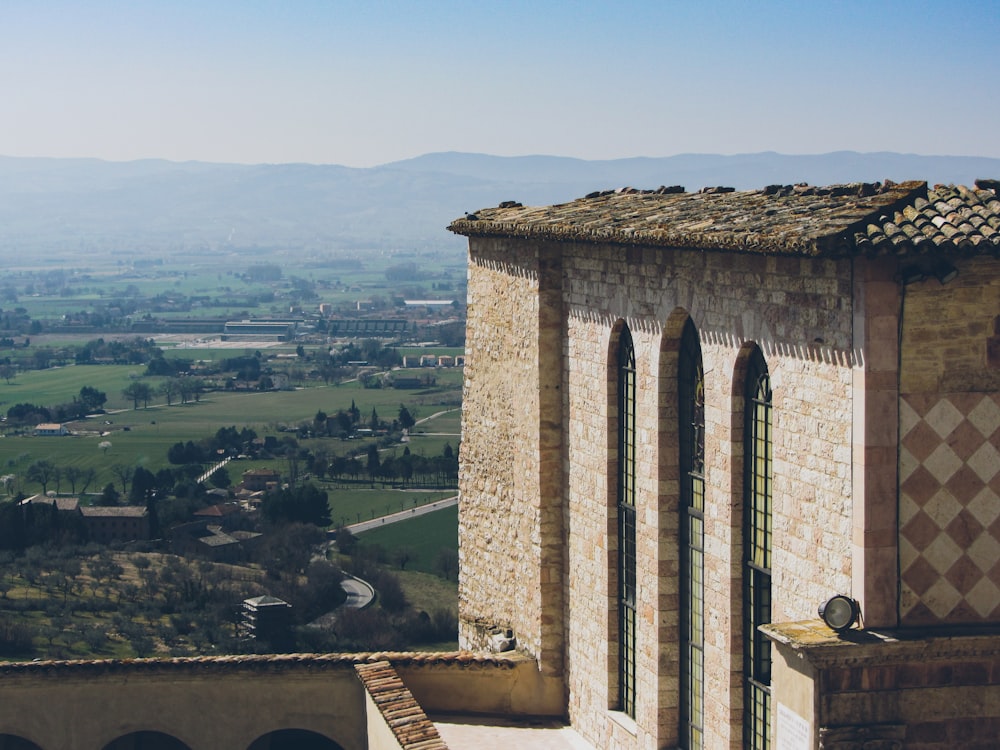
[742,347,772,750]
[678,319,704,748]
[617,324,637,718]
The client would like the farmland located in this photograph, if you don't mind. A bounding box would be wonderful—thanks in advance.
[0,242,465,657]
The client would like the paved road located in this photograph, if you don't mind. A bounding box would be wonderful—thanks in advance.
[316,495,458,618]
[340,576,375,609]
[343,494,458,535]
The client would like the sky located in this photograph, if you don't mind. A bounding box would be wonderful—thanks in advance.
[1,0,999,167]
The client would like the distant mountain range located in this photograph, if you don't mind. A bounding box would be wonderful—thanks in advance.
[0,151,997,258]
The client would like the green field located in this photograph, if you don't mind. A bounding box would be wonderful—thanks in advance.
[0,365,148,413]
[324,488,455,529]
[0,365,461,500]
[357,504,459,575]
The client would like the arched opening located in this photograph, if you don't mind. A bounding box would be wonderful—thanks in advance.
[678,317,704,749]
[741,345,772,750]
[0,735,43,750]
[247,729,344,750]
[102,732,192,750]
[612,321,637,719]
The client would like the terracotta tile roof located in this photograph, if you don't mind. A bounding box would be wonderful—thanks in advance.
[21,495,79,512]
[449,180,1000,259]
[194,503,240,517]
[80,506,148,518]
[0,650,522,676]
[355,661,448,750]
[854,181,1000,255]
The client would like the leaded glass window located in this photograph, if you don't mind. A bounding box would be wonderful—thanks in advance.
[617,325,637,718]
[679,320,704,748]
[743,348,772,750]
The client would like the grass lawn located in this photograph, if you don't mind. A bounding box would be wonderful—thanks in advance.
[324,487,455,529]
[0,365,149,413]
[356,504,458,576]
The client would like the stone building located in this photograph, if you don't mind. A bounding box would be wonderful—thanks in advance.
[79,505,150,544]
[0,179,997,750]
[449,180,1000,749]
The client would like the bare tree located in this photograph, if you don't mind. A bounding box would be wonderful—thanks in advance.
[111,464,135,497]
[80,467,97,495]
[26,460,58,494]
[63,466,82,494]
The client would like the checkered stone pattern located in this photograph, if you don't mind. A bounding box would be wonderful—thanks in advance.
[899,393,1000,625]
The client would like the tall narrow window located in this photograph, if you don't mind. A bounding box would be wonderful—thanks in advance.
[617,325,637,718]
[678,320,704,749]
[743,348,772,750]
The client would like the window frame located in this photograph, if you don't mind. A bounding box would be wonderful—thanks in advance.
[678,320,705,749]
[742,347,772,750]
[617,324,637,719]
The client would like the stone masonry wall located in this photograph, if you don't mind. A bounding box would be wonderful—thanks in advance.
[554,243,857,749]
[458,238,564,672]
[460,237,875,749]
[898,256,1000,626]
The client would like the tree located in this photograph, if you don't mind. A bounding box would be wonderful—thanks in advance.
[26,460,58,494]
[279,436,301,485]
[261,484,331,527]
[77,386,107,413]
[335,528,358,555]
[397,405,416,430]
[79,467,97,494]
[111,464,134,497]
[0,365,15,385]
[99,483,120,506]
[366,444,380,487]
[210,466,231,489]
[159,379,179,406]
[129,467,157,504]
[434,548,458,581]
[392,546,416,570]
[98,440,112,456]
[122,381,153,409]
[63,466,82,493]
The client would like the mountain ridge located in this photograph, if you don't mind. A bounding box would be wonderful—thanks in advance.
[0,151,997,257]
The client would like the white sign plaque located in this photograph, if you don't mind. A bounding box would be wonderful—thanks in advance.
[777,702,810,750]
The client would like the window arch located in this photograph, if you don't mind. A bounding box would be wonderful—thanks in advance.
[678,319,704,748]
[616,323,637,718]
[742,347,772,750]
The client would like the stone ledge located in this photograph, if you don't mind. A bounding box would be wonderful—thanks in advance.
[763,619,1000,668]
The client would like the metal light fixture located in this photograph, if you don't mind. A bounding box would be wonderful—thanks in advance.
[931,259,958,284]
[897,265,927,285]
[818,595,860,633]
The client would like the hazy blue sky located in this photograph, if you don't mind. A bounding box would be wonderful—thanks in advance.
[2,1,998,166]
